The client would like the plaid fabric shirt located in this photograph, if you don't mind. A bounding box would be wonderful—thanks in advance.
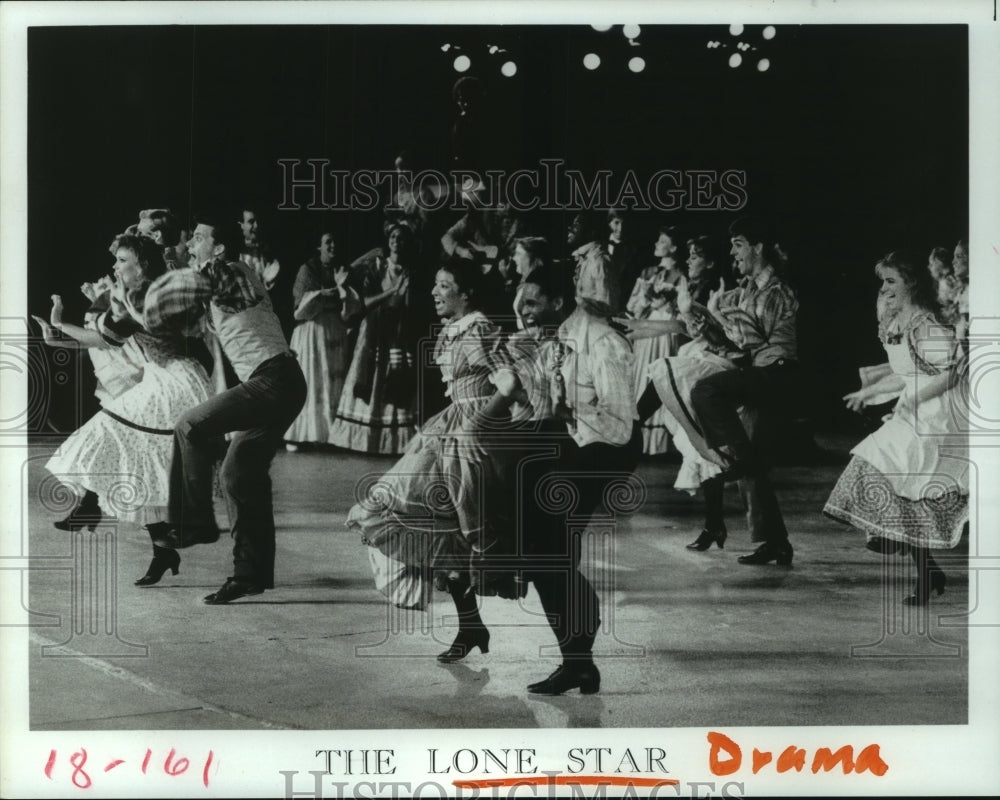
[143,258,266,335]
[684,267,797,366]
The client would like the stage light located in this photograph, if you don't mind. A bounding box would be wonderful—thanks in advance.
[623,24,641,39]
[592,24,612,32]
[583,52,601,70]
[757,58,770,72]
[729,53,742,68]
[763,25,776,40]
[628,56,646,73]
[501,60,517,77]
[454,55,471,72]
[488,45,499,54]
[441,44,452,52]
[729,24,744,36]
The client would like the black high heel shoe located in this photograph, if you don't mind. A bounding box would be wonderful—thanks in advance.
[53,490,105,532]
[134,545,181,586]
[903,567,946,606]
[527,662,601,695]
[686,528,727,551]
[437,628,490,663]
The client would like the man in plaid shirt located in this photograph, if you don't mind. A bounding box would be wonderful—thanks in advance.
[689,216,800,566]
[143,214,306,604]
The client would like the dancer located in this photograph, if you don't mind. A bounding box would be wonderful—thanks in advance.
[284,233,353,449]
[347,258,520,661]
[487,248,641,694]
[686,217,800,565]
[625,226,689,455]
[42,234,212,585]
[824,251,967,604]
[142,214,306,604]
[328,223,418,455]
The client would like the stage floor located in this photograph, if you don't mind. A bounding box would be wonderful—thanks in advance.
[22,438,969,731]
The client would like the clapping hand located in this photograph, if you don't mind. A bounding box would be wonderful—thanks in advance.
[707,279,727,315]
[676,282,693,314]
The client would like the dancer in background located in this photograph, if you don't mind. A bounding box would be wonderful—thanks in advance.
[329,223,418,455]
[284,233,353,450]
[626,226,688,455]
[825,251,967,605]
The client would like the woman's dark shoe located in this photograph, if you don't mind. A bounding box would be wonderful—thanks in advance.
[437,629,490,663]
[686,528,727,551]
[903,567,946,606]
[53,490,104,532]
[527,662,601,695]
[134,545,180,587]
[737,540,793,566]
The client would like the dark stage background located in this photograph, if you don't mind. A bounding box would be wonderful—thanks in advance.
[26,24,968,437]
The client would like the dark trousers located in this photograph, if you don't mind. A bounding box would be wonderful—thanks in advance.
[169,353,306,587]
[521,422,641,661]
[690,360,799,545]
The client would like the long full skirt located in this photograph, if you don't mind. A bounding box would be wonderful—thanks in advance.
[45,358,212,523]
[328,316,415,455]
[285,314,350,444]
[346,404,510,609]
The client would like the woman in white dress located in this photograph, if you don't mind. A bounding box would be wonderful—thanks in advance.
[44,234,213,586]
[625,226,689,455]
[284,233,352,449]
[824,251,967,605]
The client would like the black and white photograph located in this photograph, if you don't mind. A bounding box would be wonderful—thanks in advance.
[2,1,999,797]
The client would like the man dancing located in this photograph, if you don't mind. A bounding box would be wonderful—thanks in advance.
[143,214,306,603]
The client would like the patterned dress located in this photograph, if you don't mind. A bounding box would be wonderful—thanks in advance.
[346,311,512,609]
[45,329,212,523]
[328,256,417,454]
[824,310,967,548]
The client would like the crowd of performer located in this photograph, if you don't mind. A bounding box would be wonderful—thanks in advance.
[34,186,970,695]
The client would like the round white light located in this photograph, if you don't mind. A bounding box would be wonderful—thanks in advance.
[583,52,601,70]
[729,53,742,68]
[628,56,646,73]
[440,44,451,53]
[623,24,641,39]
[757,58,770,72]
[453,55,471,72]
[591,24,612,32]
[501,60,517,77]
[729,24,744,36]
[763,25,776,40]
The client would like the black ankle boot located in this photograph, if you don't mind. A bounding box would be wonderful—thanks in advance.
[437,628,490,663]
[686,528,727,551]
[134,545,181,586]
[54,490,104,531]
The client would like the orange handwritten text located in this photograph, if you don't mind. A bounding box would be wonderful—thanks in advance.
[708,731,888,777]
